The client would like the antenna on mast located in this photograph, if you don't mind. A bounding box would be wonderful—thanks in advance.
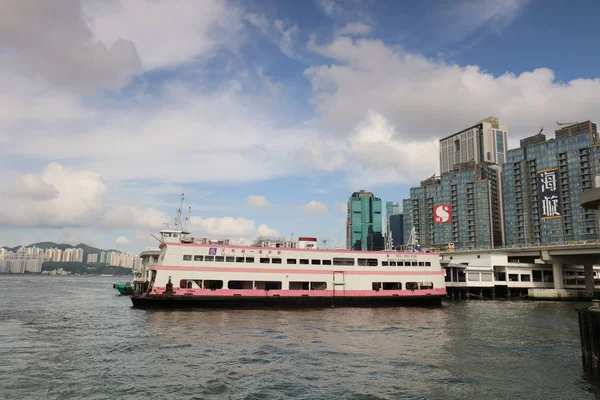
[174,192,184,230]
[322,237,329,249]
[185,206,192,232]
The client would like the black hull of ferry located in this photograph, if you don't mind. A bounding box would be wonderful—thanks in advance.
[130,294,444,309]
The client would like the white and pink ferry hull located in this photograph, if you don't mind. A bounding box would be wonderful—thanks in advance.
[131,242,447,309]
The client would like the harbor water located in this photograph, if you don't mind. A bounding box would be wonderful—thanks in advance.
[0,275,598,400]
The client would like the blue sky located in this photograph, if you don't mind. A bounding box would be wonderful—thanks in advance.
[1,0,599,251]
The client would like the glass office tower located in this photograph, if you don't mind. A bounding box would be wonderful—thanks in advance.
[346,190,384,251]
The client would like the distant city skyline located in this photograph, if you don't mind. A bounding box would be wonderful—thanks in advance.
[1,1,600,251]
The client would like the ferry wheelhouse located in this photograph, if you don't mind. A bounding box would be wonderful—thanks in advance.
[130,198,447,308]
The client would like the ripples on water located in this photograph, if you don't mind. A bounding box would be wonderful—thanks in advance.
[1,275,599,400]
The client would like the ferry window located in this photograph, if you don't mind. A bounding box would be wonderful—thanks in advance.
[228,280,253,289]
[411,261,418,266]
[205,256,214,262]
[397,261,404,266]
[255,281,282,290]
[287,259,297,264]
[521,274,531,282]
[372,282,382,291]
[290,281,309,290]
[164,233,171,237]
[300,259,309,265]
[406,282,418,291]
[204,280,223,290]
[194,255,203,261]
[180,279,193,288]
[419,262,424,266]
[333,257,354,266]
[310,282,327,290]
[542,270,553,282]
[532,270,542,282]
[215,256,224,262]
[468,272,479,281]
[272,258,282,264]
[311,259,321,265]
[509,274,519,282]
[260,258,270,264]
[226,256,235,262]
[246,257,255,263]
[382,282,402,290]
[389,261,396,266]
[322,259,332,265]
[193,280,203,288]
[183,255,192,261]
[236,257,245,263]
[425,261,431,266]
[358,258,378,266]
[420,282,434,289]
[382,261,389,266]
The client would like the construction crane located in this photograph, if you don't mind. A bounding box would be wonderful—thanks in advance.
[538,126,543,135]
[556,121,579,126]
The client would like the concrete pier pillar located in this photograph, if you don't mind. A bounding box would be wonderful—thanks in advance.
[578,300,600,378]
[584,263,595,292]
[553,262,564,289]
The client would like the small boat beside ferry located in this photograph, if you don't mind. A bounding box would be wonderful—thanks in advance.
[130,196,446,309]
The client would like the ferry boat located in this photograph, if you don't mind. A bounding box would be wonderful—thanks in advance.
[130,196,447,309]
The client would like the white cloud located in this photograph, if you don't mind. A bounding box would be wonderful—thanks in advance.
[335,22,371,36]
[246,195,271,209]
[245,14,299,58]
[188,216,279,243]
[335,202,347,213]
[0,163,170,232]
[115,236,131,246]
[1,0,142,91]
[12,174,58,200]
[0,163,107,227]
[304,36,600,184]
[301,200,328,215]
[87,0,244,71]
[102,205,170,231]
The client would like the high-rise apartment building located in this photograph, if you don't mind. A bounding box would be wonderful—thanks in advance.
[439,117,508,174]
[403,162,504,249]
[403,117,507,250]
[503,121,600,245]
[346,190,384,251]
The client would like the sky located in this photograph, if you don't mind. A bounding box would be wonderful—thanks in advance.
[1,0,600,252]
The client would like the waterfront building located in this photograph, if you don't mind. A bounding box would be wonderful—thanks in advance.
[389,213,404,247]
[52,249,62,262]
[87,253,98,263]
[346,190,384,251]
[403,162,504,249]
[439,116,508,174]
[503,121,600,245]
[99,251,106,264]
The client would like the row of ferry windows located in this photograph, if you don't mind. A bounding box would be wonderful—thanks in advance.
[181,254,431,267]
[179,279,434,290]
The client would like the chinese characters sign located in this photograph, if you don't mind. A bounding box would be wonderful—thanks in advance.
[537,169,561,219]
[434,204,451,223]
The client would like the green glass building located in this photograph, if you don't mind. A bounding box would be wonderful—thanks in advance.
[346,190,384,251]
